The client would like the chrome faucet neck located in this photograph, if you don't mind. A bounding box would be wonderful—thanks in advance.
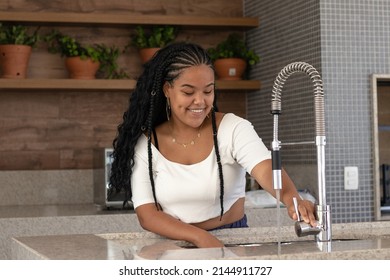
[270,62,331,251]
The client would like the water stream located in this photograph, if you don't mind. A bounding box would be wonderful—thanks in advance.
[275,189,281,255]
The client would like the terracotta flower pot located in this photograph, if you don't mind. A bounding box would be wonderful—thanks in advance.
[64,56,100,79]
[138,48,160,64]
[0,44,32,79]
[214,58,247,80]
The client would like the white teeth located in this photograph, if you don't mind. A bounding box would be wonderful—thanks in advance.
[190,109,203,113]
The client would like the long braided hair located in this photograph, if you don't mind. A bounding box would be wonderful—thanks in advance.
[109,42,225,218]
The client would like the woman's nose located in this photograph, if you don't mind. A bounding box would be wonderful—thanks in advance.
[193,92,205,104]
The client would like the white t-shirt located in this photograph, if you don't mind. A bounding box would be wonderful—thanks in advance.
[131,113,271,223]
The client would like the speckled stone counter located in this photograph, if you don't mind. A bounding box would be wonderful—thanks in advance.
[0,204,138,260]
[11,221,390,260]
[0,205,291,260]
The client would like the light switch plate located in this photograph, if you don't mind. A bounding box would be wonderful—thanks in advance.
[344,166,359,190]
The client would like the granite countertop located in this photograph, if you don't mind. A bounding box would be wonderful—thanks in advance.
[0,203,134,219]
[11,221,390,260]
[0,205,294,260]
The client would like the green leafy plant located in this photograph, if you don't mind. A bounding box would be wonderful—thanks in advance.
[94,44,129,79]
[130,25,177,49]
[44,30,128,79]
[207,33,260,66]
[44,30,100,61]
[0,23,40,47]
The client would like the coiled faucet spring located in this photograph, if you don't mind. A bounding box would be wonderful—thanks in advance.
[271,62,325,137]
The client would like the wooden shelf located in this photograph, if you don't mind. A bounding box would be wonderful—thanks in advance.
[0,12,258,29]
[0,79,136,91]
[0,79,260,91]
[0,11,260,92]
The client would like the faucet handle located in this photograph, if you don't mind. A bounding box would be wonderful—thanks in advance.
[294,221,321,237]
[292,197,300,222]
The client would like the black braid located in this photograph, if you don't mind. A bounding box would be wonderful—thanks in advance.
[147,90,158,210]
[110,42,226,217]
[145,56,177,211]
[211,107,225,219]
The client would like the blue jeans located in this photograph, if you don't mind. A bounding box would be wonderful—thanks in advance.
[209,214,248,231]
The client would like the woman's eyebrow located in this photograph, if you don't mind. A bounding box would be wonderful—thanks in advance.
[180,84,195,88]
[180,82,215,88]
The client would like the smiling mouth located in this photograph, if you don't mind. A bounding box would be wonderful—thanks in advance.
[189,109,204,113]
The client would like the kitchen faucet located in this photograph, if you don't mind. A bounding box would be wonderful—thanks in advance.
[271,62,331,252]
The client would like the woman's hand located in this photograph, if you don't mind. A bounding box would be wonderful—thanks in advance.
[287,199,317,227]
[250,160,318,227]
[192,230,224,248]
[136,203,224,248]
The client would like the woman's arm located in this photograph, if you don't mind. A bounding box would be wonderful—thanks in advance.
[135,203,224,248]
[250,159,317,226]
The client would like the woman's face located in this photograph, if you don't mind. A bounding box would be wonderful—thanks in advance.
[164,64,215,128]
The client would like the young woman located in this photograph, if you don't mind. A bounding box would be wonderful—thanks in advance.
[110,42,316,248]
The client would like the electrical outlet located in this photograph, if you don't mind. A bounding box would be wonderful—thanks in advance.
[344,166,359,190]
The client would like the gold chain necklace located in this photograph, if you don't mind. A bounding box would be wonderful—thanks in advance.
[170,122,203,148]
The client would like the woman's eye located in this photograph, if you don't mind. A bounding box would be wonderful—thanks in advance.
[204,90,213,94]
[183,91,194,95]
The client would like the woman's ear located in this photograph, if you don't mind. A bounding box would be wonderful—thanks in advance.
[163,82,170,98]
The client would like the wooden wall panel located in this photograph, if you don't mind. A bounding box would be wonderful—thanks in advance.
[0,91,129,170]
[0,0,247,170]
[378,85,390,125]
[0,0,243,16]
[378,85,390,164]
[0,150,60,170]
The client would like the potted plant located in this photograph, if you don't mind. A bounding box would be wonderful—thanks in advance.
[129,25,177,64]
[44,30,127,79]
[0,23,40,78]
[207,33,260,80]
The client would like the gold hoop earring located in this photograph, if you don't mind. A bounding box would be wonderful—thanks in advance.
[166,98,171,121]
[207,106,214,118]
